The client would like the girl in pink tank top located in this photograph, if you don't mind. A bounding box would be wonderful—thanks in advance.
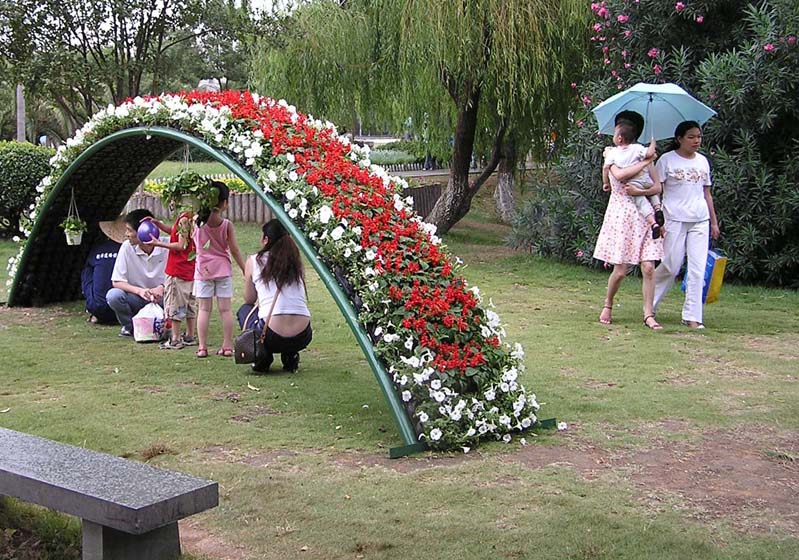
[192,182,246,357]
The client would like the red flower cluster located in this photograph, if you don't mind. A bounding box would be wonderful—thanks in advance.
[388,279,485,373]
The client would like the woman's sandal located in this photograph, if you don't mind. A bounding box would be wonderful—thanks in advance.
[196,347,208,358]
[681,319,705,330]
[599,305,613,325]
[643,315,663,330]
[217,347,234,358]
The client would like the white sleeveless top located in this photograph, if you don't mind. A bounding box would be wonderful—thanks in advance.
[251,254,310,319]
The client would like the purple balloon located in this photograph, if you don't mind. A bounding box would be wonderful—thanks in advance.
[137,220,160,243]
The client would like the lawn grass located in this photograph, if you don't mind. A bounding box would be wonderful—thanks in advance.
[147,160,232,179]
[1,188,798,559]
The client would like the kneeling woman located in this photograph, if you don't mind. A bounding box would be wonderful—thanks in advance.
[238,220,312,373]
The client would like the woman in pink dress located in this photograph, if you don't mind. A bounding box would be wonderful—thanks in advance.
[593,114,665,329]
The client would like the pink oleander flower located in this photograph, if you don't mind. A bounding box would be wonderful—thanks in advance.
[621,49,628,57]
[787,36,797,46]
[602,46,609,54]
[570,82,577,89]
[598,7,608,18]
[624,30,631,38]
[763,43,775,52]
[675,2,685,11]
[582,95,592,104]
[611,70,619,77]
[648,47,660,58]
[617,14,629,23]
[577,120,584,128]
[593,23,603,32]
[696,16,704,24]
[576,250,584,258]
[604,58,611,65]
[709,93,716,100]
[653,64,662,75]
[624,63,632,69]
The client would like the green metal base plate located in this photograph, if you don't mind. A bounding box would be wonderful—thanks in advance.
[388,442,429,459]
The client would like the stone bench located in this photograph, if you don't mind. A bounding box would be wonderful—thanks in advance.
[0,427,218,560]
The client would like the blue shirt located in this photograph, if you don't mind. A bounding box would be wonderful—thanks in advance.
[81,239,122,322]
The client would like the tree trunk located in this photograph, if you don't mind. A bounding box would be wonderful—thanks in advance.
[426,102,507,234]
[494,137,517,224]
[15,84,26,142]
[425,94,480,234]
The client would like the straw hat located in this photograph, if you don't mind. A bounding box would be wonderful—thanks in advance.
[99,218,127,244]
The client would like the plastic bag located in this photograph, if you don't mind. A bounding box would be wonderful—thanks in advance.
[681,248,727,304]
[132,302,166,342]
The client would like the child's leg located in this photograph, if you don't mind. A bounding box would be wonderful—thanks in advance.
[217,296,234,351]
[648,193,664,226]
[197,297,213,350]
[632,193,655,224]
[185,316,196,339]
[169,318,182,343]
[631,185,663,238]
[185,289,197,342]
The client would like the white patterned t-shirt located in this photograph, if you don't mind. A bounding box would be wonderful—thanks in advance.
[655,151,712,222]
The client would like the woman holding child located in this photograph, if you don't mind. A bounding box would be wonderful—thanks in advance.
[238,219,312,373]
[594,111,664,329]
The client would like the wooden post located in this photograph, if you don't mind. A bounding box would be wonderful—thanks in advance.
[16,85,26,142]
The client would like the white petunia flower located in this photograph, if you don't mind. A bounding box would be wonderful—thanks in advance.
[402,390,412,402]
[330,226,344,241]
[430,428,442,441]
[317,205,333,224]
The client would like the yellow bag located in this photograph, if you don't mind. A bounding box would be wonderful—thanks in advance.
[704,249,727,304]
[681,248,728,304]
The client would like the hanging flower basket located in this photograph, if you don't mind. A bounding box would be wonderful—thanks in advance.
[64,230,83,246]
[59,188,87,246]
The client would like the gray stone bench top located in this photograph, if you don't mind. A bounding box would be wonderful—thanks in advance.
[0,427,218,534]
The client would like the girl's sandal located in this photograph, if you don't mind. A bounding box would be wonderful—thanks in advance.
[196,347,208,358]
[643,315,663,330]
[217,347,234,358]
[599,305,613,325]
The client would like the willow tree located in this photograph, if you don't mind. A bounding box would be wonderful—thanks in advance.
[251,0,589,233]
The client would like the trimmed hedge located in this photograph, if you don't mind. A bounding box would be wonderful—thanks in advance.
[0,141,55,237]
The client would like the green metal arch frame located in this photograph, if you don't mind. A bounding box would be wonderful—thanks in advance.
[10,126,424,457]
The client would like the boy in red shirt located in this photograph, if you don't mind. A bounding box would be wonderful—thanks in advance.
[143,210,197,349]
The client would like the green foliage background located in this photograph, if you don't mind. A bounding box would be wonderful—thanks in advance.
[0,141,54,237]
[511,0,799,287]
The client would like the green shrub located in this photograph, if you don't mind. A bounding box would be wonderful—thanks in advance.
[0,141,54,237]
[512,0,799,287]
[369,149,417,166]
[379,139,450,165]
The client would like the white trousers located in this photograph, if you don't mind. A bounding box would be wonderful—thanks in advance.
[653,219,709,323]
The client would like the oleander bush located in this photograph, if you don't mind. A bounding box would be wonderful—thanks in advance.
[0,141,54,237]
[512,0,799,286]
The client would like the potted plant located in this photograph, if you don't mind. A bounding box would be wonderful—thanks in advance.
[160,171,219,216]
[60,214,87,245]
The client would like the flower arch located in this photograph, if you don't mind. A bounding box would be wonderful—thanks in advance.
[6,91,540,454]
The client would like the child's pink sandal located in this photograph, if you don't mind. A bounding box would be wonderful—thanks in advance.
[196,347,208,358]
